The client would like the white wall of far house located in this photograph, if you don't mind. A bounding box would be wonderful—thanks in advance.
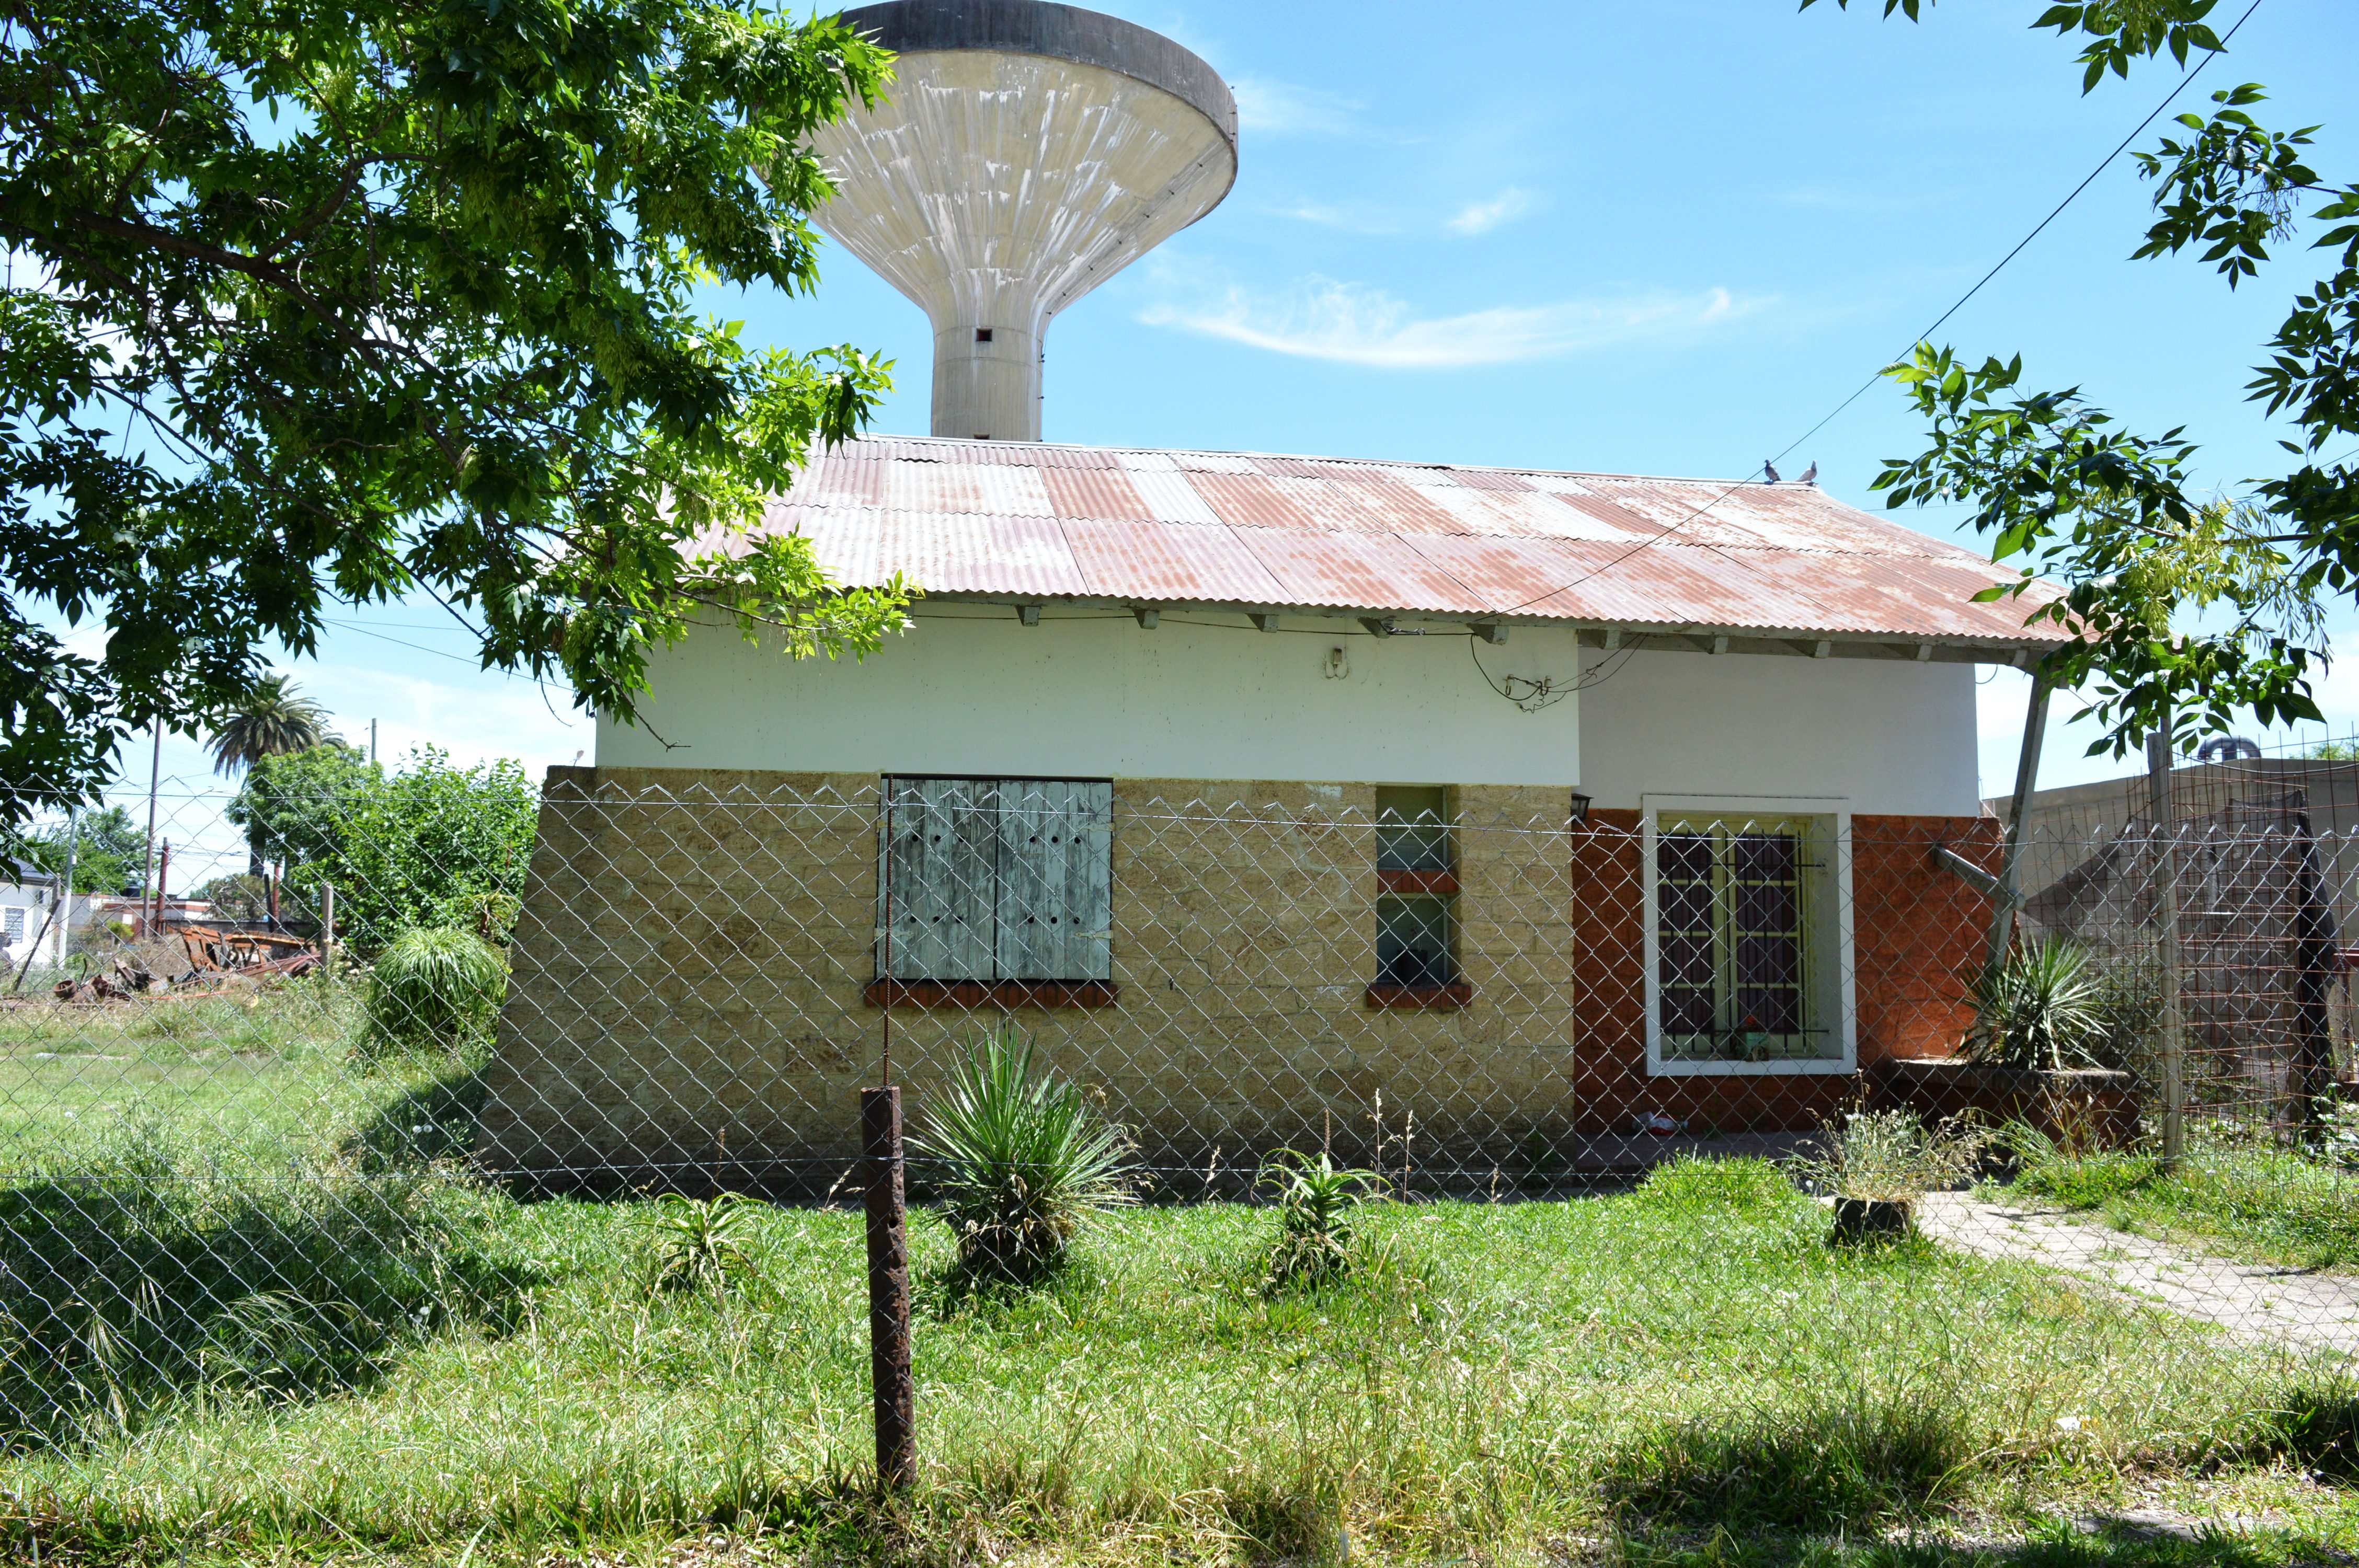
[597,608,1982,815]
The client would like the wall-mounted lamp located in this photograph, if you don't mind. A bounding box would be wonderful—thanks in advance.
[1568,789,1591,825]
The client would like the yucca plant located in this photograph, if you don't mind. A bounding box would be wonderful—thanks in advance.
[362,926,508,1059]
[637,1193,762,1298]
[911,1026,1136,1283]
[1258,1149,1381,1292]
[1967,938,2106,1071]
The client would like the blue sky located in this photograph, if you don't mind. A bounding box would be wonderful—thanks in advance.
[112,0,2359,821]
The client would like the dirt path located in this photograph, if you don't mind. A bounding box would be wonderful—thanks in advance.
[1914,1192,2359,1356]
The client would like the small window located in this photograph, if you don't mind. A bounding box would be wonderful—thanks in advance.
[1376,894,1453,987]
[1372,787,1459,991]
[1376,785,1449,871]
[974,327,994,343]
[1653,814,1840,1065]
[879,778,1111,983]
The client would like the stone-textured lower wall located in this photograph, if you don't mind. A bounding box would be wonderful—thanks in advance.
[477,771,1995,1193]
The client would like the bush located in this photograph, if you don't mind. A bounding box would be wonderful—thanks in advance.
[363,927,507,1058]
[911,1026,1136,1284]
[636,1194,762,1298]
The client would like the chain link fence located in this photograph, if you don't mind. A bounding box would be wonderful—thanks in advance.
[2,759,2357,1517]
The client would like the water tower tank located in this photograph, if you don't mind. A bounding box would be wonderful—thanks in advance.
[816,1,1237,442]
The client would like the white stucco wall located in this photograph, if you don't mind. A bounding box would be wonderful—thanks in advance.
[1573,647,1980,816]
[599,609,1983,814]
[599,609,1586,786]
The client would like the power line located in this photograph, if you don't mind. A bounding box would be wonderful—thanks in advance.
[1494,0,2265,618]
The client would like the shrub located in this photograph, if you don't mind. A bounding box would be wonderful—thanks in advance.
[1788,1109,1979,1203]
[911,1026,1136,1283]
[1258,1149,1381,1292]
[1967,939,2106,1070]
[362,927,507,1058]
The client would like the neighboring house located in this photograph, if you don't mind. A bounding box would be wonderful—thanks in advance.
[1,857,66,973]
[480,436,2065,1191]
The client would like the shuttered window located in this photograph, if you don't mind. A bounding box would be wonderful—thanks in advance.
[878,778,1112,983]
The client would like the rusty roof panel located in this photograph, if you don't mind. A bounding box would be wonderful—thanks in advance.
[1190,471,1327,531]
[739,436,2068,647]
[1238,528,1482,613]
[1043,465,1158,522]
[1062,519,1291,603]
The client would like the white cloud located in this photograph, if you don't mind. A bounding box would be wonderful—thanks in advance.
[1272,200,1409,236]
[1231,76,1365,137]
[1445,188,1538,236]
[1139,274,1769,370]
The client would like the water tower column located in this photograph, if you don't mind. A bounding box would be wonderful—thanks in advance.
[930,319,1042,443]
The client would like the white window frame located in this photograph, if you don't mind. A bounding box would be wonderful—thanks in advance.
[1642,793,1856,1078]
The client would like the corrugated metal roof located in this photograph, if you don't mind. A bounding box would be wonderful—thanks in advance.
[761,436,2068,648]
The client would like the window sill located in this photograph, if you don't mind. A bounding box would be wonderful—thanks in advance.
[1365,983,1472,1011]
[864,979,1118,1010]
[1377,868,1458,895]
[1648,1056,1854,1077]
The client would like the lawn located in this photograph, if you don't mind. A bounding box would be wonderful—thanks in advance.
[1,988,2355,1567]
[1999,1131,2359,1273]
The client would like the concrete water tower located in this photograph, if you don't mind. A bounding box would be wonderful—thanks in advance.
[816,1,1237,442]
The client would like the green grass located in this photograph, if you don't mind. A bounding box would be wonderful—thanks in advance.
[0,992,2354,1565]
[2002,1132,2359,1272]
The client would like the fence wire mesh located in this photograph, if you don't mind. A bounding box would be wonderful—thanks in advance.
[3,758,2358,1498]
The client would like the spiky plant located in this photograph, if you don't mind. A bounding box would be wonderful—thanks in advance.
[637,1194,762,1298]
[911,1026,1136,1283]
[1258,1149,1380,1292]
[1967,939,2107,1071]
[362,926,507,1059]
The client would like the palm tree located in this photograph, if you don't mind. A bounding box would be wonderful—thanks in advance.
[210,676,335,878]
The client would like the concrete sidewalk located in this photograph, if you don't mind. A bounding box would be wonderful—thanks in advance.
[1915,1191,2359,1355]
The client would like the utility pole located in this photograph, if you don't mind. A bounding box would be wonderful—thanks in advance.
[140,724,162,937]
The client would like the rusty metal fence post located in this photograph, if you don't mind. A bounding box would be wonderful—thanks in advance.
[862,1085,915,1491]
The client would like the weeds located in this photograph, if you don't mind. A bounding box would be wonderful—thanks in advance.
[1789,1109,1981,1204]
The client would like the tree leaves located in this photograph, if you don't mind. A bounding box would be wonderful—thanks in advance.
[0,0,911,827]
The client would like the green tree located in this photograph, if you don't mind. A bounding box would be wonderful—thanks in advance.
[21,804,146,893]
[1806,0,2358,755]
[225,740,377,878]
[316,748,539,950]
[0,0,911,827]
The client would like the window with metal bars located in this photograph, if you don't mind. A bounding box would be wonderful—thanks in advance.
[1654,816,1831,1063]
[877,778,1113,983]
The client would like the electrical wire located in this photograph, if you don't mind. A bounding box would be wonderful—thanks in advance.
[1490,0,2266,618]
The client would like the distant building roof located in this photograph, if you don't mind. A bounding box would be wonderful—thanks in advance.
[743,436,2068,661]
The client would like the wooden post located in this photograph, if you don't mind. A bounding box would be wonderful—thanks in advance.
[862,1086,915,1491]
[1985,672,2053,975]
[2147,726,2187,1167]
[319,883,335,971]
